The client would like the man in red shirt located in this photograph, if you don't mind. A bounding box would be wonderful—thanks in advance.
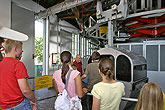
[73,54,82,75]
[0,40,37,110]
[0,26,37,110]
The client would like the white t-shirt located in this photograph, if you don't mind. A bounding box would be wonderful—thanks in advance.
[91,82,125,110]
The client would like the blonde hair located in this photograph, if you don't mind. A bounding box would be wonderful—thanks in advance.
[135,83,163,110]
[4,39,22,54]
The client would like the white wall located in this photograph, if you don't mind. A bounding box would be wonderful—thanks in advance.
[148,71,165,92]
[11,2,35,78]
[0,1,35,89]
[0,0,11,28]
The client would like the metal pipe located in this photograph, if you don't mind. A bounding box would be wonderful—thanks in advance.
[43,16,50,75]
[127,9,165,18]
[108,20,113,47]
[121,97,138,102]
[87,93,138,102]
[46,17,50,75]
[43,18,46,76]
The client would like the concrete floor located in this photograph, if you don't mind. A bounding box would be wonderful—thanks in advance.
[34,88,57,110]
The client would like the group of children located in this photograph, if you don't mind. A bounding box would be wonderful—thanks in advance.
[0,38,164,110]
[53,51,165,110]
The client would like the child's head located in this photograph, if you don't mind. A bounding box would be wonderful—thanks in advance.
[4,39,23,59]
[91,51,100,61]
[4,39,22,54]
[99,58,114,79]
[60,51,71,64]
[60,51,72,84]
[135,83,163,110]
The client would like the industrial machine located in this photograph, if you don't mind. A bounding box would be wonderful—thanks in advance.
[98,47,148,110]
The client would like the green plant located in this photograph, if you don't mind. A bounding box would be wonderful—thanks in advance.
[35,37,43,63]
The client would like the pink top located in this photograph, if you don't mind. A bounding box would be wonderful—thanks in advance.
[53,67,80,98]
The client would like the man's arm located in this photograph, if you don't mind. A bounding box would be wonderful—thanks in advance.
[18,78,37,103]
[81,74,87,79]
[81,65,89,79]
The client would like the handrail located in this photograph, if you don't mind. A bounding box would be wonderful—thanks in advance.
[87,93,138,102]
[121,97,138,102]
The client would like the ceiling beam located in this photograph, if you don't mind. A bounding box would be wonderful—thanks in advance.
[83,0,97,11]
[55,0,64,4]
[72,7,80,22]
[36,0,95,19]
[59,12,95,20]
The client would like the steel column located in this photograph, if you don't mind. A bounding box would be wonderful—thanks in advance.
[43,16,50,75]
[108,20,113,47]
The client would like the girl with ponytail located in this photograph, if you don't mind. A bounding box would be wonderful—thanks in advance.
[91,58,125,110]
[53,51,84,99]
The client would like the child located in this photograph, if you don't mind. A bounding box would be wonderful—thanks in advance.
[135,83,163,110]
[53,51,84,109]
[91,58,125,110]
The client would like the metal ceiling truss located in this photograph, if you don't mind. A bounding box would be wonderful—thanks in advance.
[37,0,95,18]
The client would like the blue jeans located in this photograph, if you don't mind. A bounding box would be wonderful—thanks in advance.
[4,98,32,110]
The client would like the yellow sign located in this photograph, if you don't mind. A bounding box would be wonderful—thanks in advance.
[35,75,53,90]
[99,26,107,34]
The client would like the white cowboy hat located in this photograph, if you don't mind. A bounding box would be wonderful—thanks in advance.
[0,25,28,41]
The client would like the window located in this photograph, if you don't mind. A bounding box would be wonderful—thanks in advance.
[72,33,75,55]
[116,55,131,82]
[131,45,143,56]
[160,45,165,71]
[118,45,129,50]
[34,20,44,76]
[133,65,147,81]
[146,45,158,71]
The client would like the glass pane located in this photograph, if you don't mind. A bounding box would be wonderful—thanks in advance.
[146,45,158,71]
[118,45,129,50]
[160,45,165,71]
[75,34,78,55]
[87,39,89,55]
[131,45,143,56]
[35,20,44,76]
[77,34,79,54]
[116,55,131,82]
[133,64,147,81]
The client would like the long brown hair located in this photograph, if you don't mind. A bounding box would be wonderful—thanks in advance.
[60,51,71,84]
[99,58,114,79]
[135,83,163,110]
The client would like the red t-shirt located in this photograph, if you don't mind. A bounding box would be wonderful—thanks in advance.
[73,60,82,74]
[0,57,28,109]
